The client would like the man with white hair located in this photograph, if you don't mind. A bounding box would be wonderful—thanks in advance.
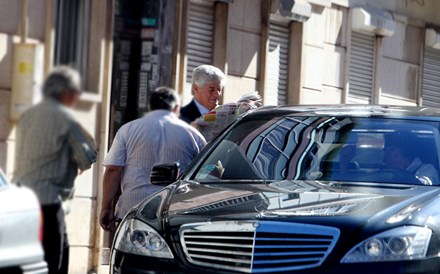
[13,66,97,274]
[179,64,226,124]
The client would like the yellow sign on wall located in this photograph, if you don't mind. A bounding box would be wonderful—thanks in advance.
[18,62,33,74]
[10,43,44,122]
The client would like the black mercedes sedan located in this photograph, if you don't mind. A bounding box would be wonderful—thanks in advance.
[110,105,440,274]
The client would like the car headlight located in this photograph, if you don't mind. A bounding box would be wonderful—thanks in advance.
[113,218,174,259]
[341,226,431,263]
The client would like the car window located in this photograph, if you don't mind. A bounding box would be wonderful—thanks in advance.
[193,116,440,185]
[0,170,8,187]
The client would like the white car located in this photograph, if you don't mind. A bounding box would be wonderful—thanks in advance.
[0,169,47,274]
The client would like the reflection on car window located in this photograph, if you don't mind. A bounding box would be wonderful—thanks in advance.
[195,140,262,181]
[0,170,8,187]
[193,116,440,185]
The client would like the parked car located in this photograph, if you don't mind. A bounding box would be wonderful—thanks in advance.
[0,169,47,274]
[110,105,440,274]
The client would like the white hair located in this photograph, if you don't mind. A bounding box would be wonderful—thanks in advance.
[42,66,81,99]
[191,65,226,93]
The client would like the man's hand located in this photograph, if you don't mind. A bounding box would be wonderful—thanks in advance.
[100,208,116,232]
[100,165,124,232]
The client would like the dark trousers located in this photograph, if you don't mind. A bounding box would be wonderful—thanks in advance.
[42,204,69,274]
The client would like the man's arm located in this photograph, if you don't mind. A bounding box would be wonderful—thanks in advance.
[415,162,439,185]
[100,165,124,232]
[68,121,98,171]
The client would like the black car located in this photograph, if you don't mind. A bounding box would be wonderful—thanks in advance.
[110,105,440,274]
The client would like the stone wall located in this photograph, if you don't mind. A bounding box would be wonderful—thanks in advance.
[225,0,262,103]
[0,0,46,174]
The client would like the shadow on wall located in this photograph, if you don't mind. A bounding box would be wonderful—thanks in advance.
[0,35,46,175]
[0,0,46,173]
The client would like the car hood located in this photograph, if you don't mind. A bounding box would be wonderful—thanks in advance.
[0,183,44,268]
[0,184,40,214]
[163,180,440,230]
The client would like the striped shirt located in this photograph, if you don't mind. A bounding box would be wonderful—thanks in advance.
[103,110,207,218]
[13,98,97,205]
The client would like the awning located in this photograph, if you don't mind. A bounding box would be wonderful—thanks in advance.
[352,6,395,37]
[271,0,312,23]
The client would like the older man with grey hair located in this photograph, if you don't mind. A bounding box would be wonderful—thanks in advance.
[13,66,97,274]
[179,64,226,124]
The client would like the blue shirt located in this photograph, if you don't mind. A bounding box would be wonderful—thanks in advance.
[194,99,210,116]
[103,110,207,218]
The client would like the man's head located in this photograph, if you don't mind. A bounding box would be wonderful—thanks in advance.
[383,131,418,169]
[191,65,226,111]
[43,66,82,107]
[149,86,179,113]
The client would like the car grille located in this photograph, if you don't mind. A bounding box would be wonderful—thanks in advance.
[180,221,340,273]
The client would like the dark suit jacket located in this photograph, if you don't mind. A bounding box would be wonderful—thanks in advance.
[179,99,202,124]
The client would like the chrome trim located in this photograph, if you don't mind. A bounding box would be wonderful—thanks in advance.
[179,221,340,273]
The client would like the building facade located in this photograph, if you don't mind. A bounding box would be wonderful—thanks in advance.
[0,0,439,273]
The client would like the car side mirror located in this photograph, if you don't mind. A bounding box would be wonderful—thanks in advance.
[151,162,180,185]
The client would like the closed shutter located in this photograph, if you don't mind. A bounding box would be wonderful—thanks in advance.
[184,0,214,102]
[266,22,289,106]
[348,32,375,104]
[422,48,440,108]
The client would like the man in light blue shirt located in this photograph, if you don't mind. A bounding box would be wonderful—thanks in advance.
[100,87,207,232]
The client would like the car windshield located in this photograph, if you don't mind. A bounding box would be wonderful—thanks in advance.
[0,170,7,187]
[193,115,440,186]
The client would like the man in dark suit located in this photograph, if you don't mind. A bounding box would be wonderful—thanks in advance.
[180,65,226,124]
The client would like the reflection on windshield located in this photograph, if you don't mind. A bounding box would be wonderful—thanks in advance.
[264,180,381,216]
[194,116,440,185]
[168,180,384,217]
[0,170,7,187]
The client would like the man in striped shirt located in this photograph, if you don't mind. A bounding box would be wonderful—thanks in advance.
[13,66,97,274]
[99,87,207,232]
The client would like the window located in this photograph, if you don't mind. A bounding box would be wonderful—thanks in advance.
[422,48,440,107]
[348,32,375,104]
[184,0,214,99]
[266,21,289,105]
[54,0,91,82]
[193,115,440,185]
[0,170,7,187]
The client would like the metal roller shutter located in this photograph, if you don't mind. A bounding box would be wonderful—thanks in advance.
[348,32,375,104]
[266,22,289,106]
[422,48,440,108]
[184,0,214,99]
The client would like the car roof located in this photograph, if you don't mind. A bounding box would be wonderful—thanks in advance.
[242,104,440,120]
